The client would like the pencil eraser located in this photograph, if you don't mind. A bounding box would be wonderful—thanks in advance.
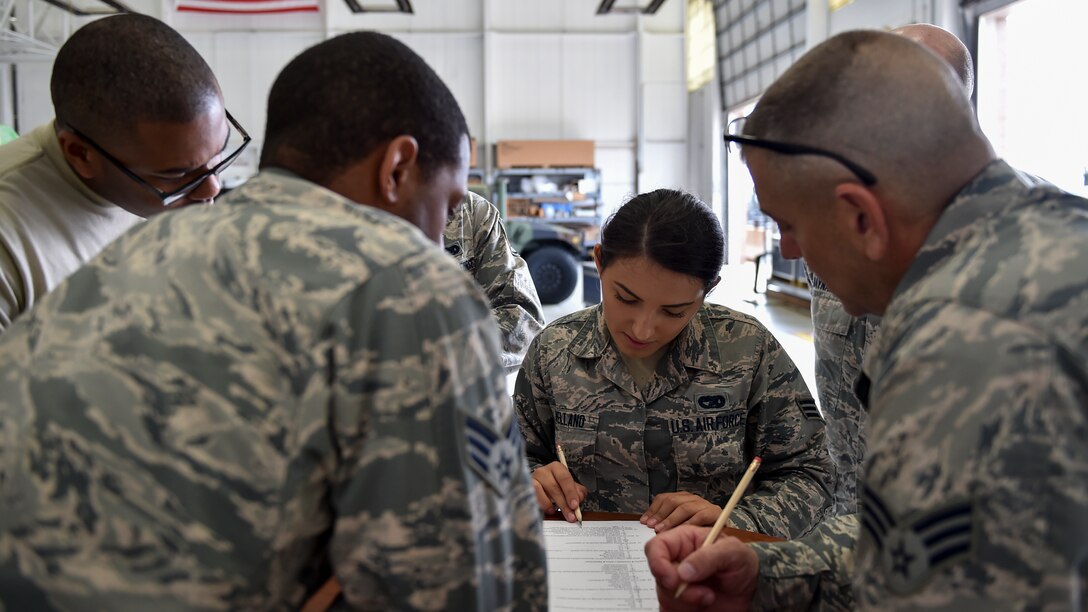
[753,457,762,464]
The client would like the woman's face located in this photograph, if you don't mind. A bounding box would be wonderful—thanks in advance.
[595,251,710,358]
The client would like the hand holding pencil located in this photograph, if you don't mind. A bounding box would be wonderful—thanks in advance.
[555,444,583,527]
[644,524,760,611]
[529,443,588,523]
[673,456,762,598]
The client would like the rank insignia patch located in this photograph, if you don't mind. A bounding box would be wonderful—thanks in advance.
[798,398,822,421]
[462,410,524,495]
[861,485,975,594]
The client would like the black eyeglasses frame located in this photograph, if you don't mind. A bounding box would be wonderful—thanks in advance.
[724,131,877,187]
[65,110,251,206]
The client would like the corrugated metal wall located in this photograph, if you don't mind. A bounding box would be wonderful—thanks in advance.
[715,0,807,112]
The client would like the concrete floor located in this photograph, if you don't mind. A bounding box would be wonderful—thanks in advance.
[535,262,818,400]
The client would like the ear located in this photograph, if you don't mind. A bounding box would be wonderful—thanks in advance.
[375,135,420,208]
[592,244,604,276]
[706,275,721,294]
[834,183,889,262]
[55,129,98,180]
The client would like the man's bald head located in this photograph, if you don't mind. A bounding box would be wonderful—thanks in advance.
[893,23,974,97]
[745,30,993,217]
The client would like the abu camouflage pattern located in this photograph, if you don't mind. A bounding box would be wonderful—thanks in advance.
[806,266,879,516]
[0,169,547,611]
[514,303,833,539]
[751,513,858,611]
[444,192,544,374]
[749,160,1088,610]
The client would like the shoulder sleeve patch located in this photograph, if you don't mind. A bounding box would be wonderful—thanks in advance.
[460,408,524,496]
[861,485,975,595]
[798,398,822,421]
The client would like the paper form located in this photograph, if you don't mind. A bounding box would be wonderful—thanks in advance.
[543,520,658,611]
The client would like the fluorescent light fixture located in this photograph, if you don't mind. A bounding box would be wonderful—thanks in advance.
[345,0,413,14]
[596,0,670,15]
[33,0,131,16]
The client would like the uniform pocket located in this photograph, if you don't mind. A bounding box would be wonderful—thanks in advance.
[669,408,748,499]
[554,410,600,493]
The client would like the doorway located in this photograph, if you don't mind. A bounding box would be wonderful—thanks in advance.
[976,0,1087,197]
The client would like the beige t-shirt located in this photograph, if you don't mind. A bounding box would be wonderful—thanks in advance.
[0,122,140,333]
[618,342,672,392]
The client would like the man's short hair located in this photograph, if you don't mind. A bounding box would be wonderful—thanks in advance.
[51,14,221,138]
[260,31,469,182]
[745,30,985,214]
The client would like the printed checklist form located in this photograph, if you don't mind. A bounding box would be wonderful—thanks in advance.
[543,520,658,611]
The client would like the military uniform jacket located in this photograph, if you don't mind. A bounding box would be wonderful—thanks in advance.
[751,160,1088,610]
[806,267,879,515]
[0,170,547,611]
[515,303,833,539]
[444,192,544,374]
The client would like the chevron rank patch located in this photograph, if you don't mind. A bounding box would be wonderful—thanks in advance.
[798,398,822,421]
[861,485,975,594]
[461,409,524,495]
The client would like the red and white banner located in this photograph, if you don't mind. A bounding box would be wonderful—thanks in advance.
[176,0,318,13]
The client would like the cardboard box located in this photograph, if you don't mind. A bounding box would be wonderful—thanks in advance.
[741,227,769,263]
[506,198,544,218]
[495,140,595,169]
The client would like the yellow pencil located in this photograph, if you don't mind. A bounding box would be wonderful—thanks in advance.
[674,456,762,598]
[554,443,583,527]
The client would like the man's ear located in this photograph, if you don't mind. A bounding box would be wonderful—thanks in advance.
[376,135,420,208]
[835,182,889,262]
[55,129,97,180]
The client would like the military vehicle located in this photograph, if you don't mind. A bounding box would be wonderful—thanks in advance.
[506,219,589,305]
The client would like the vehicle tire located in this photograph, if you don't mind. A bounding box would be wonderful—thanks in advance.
[526,246,579,305]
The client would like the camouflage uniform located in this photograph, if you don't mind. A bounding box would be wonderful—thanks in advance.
[514,303,833,539]
[444,192,544,374]
[749,160,1088,610]
[805,268,879,516]
[0,169,547,611]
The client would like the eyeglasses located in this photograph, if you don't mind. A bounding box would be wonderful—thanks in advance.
[66,110,251,206]
[724,116,877,186]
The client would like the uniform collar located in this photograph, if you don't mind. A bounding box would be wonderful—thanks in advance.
[238,168,358,211]
[892,159,1030,305]
[567,304,723,374]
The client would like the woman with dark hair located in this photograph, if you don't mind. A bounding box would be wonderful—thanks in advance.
[514,189,832,539]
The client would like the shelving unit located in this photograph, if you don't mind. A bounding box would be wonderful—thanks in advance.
[495,166,603,230]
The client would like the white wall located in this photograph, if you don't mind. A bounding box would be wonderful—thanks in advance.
[0,66,13,127]
[185,31,323,143]
[13,62,53,132]
[639,31,687,202]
